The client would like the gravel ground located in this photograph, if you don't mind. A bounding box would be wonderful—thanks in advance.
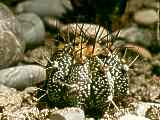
[0,0,159,119]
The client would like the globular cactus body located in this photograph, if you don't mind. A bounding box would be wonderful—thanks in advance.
[38,25,130,118]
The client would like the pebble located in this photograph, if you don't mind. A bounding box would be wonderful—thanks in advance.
[0,31,24,69]
[16,13,45,47]
[117,26,155,47]
[44,16,64,30]
[113,41,152,60]
[61,23,111,43]
[49,107,85,120]
[0,3,25,69]
[0,65,46,89]
[119,113,150,120]
[0,3,22,38]
[86,118,95,120]
[144,2,160,9]
[133,102,160,117]
[134,9,159,25]
[16,0,73,17]
[123,44,152,60]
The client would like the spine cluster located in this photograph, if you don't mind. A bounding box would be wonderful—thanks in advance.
[37,24,130,118]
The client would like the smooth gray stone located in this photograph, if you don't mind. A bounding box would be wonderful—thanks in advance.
[16,0,73,17]
[0,65,46,89]
[117,26,154,47]
[0,3,25,69]
[17,13,45,47]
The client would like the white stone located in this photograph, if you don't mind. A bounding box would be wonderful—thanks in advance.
[49,107,85,120]
[119,113,150,120]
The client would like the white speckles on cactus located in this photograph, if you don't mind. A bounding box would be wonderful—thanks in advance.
[39,41,130,118]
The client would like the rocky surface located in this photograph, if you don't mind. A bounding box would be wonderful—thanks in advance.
[0,85,85,120]
[0,0,159,120]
